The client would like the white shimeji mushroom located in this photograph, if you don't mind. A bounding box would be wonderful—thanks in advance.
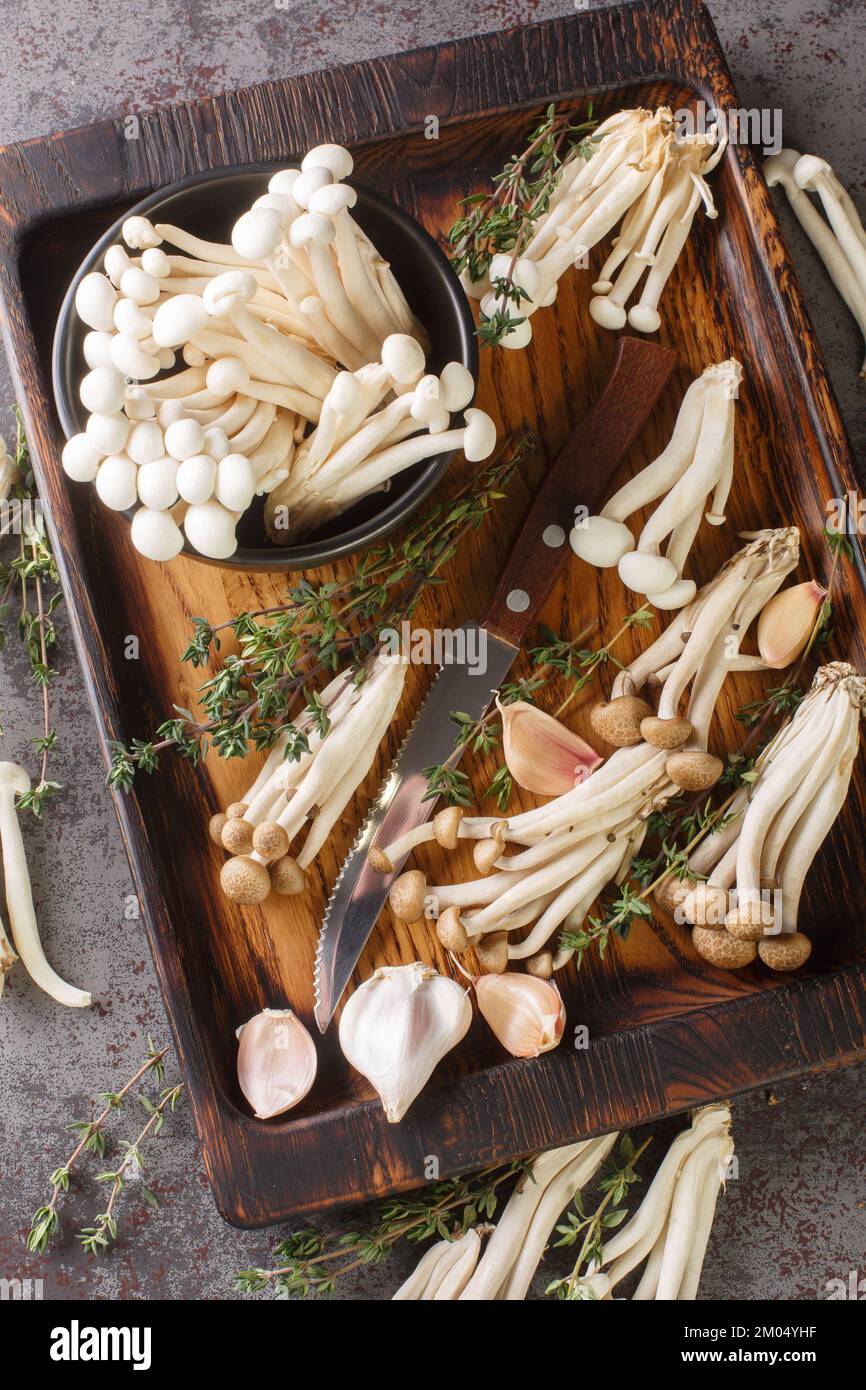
[570,359,741,608]
[765,148,866,377]
[376,531,799,972]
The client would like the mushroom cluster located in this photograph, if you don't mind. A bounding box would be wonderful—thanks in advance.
[570,359,742,609]
[766,149,866,377]
[377,530,801,977]
[62,142,493,559]
[662,662,865,973]
[466,106,725,347]
[211,654,406,905]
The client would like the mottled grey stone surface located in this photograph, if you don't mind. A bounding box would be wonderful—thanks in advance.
[0,0,863,1302]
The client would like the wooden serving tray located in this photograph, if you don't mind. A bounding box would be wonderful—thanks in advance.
[1,0,864,1227]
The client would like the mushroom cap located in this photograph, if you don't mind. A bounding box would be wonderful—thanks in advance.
[570,514,635,568]
[758,932,812,972]
[75,272,118,331]
[137,458,179,512]
[226,802,249,820]
[646,578,697,610]
[203,427,230,463]
[270,855,306,895]
[86,411,130,456]
[473,834,505,876]
[692,926,757,970]
[232,206,284,261]
[388,869,427,923]
[725,898,776,940]
[122,215,162,249]
[618,549,678,596]
[680,882,730,928]
[436,905,469,953]
[627,304,662,335]
[202,269,258,318]
[104,244,132,285]
[288,211,335,250]
[80,366,126,416]
[589,694,653,747]
[130,507,184,562]
[120,266,160,306]
[141,247,171,278]
[309,183,357,218]
[665,750,724,791]
[83,331,114,370]
[126,420,165,466]
[183,500,239,560]
[793,153,831,190]
[433,805,463,850]
[62,433,102,483]
[216,453,256,513]
[221,817,254,854]
[640,714,692,749]
[589,296,628,331]
[206,357,250,398]
[500,316,533,350]
[152,294,210,349]
[252,821,290,861]
[439,361,475,412]
[654,873,696,916]
[113,296,153,338]
[302,143,354,181]
[763,148,801,188]
[526,950,554,980]
[0,761,31,796]
[208,812,229,846]
[220,856,271,906]
[124,387,156,422]
[381,334,425,385]
[410,374,442,423]
[176,453,217,505]
[268,168,302,198]
[95,454,138,511]
[368,846,394,874]
[328,371,365,416]
[109,332,159,380]
[462,408,497,462]
[291,167,333,210]
[475,931,508,974]
[165,417,206,463]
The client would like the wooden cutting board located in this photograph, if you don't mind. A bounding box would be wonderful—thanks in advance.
[0,0,864,1226]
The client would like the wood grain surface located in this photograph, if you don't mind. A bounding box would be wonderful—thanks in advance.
[0,0,863,1226]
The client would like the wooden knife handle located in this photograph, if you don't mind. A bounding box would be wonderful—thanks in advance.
[484,336,678,646]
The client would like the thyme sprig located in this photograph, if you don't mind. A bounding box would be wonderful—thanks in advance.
[78,1080,184,1256]
[107,433,535,791]
[448,103,597,346]
[0,411,63,816]
[27,1039,168,1254]
[424,606,653,812]
[546,1134,651,1299]
[236,1159,529,1299]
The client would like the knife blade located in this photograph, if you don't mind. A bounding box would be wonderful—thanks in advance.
[313,336,678,1031]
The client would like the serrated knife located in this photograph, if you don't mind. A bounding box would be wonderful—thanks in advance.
[313,337,678,1030]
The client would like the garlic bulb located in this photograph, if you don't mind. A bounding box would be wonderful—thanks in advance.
[473,974,566,1058]
[498,699,601,796]
[757,580,827,669]
[236,1008,318,1119]
[339,962,472,1122]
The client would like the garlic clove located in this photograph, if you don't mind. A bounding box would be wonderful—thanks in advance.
[236,1008,318,1119]
[339,962,472,1122]
[757,580,827,669]
[498,699,601,796]
[473,973,565,1058]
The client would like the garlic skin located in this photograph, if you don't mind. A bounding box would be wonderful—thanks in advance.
[757,580,827,669]
[236,1008,318,1120]
[474,974,566,1058]
[498,699,602,796]
[339,962,472,1122]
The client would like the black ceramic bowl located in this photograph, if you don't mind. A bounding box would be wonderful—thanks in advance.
[52,164,477,571]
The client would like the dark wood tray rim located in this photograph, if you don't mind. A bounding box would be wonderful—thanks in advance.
[0,0,863,1226]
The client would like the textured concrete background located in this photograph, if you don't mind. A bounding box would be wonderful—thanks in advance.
[0,0,864,1302]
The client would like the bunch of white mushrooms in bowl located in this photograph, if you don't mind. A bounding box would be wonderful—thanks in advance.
[60,142,492,562]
